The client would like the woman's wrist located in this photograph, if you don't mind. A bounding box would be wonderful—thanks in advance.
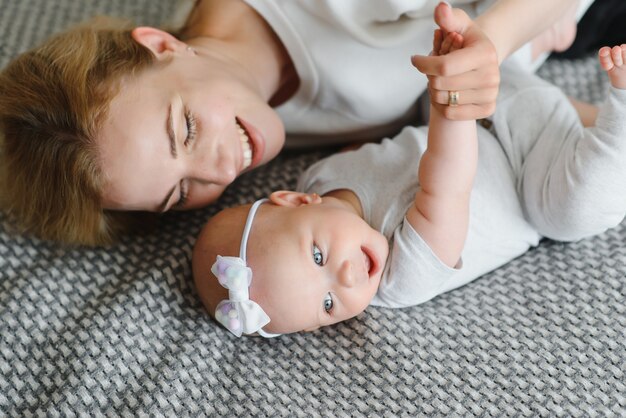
[473,15,508,65]
[474,0,576,66]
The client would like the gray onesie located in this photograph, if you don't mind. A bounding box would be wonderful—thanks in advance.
[297,68,626,308]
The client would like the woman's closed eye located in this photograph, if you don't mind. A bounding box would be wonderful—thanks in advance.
[174,180,188,209]
[172,108,196,209]
[184,108,197,146]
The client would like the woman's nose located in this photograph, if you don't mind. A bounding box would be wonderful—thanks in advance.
[190,133,238,186]
[205,154,237,185]
[338,260,356,288]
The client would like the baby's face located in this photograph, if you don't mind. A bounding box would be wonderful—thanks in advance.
[247,195,389,334]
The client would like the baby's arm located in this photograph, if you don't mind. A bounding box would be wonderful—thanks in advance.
[406,31,478,267]
[564,45,626,128]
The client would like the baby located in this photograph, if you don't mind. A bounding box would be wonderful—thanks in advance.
[193,18,626,337]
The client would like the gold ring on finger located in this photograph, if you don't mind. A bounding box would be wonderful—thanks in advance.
[448,90,459,107]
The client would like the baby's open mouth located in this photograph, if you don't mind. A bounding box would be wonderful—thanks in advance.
[235,118,253,170]
[362,246,374,277]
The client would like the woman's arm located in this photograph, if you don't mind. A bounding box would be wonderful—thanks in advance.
[475,0,578,63]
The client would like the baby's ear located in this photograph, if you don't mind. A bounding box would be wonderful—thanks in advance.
[269,191,322,207]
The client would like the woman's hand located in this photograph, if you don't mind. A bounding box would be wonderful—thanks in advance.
[411,2,500,120]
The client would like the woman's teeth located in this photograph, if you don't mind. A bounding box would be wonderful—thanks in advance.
[236,122,252,170]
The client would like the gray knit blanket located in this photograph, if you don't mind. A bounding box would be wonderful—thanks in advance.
[1,1,624,416]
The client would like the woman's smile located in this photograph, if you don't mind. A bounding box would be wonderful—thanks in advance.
[235,116,265,172]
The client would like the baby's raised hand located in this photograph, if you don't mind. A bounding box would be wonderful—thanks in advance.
[599,45,626,90]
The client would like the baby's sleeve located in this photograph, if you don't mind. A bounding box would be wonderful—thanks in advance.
[370,217,459,308]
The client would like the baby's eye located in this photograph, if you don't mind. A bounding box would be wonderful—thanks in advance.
[312,244,324,266]
[323,293,334,314]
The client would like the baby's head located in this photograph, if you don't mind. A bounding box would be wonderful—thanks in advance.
[192,191,389,337]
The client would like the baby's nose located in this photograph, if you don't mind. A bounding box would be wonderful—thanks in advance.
[338,260,355,288]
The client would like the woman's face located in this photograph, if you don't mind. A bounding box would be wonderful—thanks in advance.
[98,29,285,212]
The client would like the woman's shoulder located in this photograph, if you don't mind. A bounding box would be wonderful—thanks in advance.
[162,0,196,34]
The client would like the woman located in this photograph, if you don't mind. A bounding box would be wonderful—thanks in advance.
[0,0,591,245]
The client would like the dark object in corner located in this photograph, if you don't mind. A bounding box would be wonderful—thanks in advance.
[553,0,626,59]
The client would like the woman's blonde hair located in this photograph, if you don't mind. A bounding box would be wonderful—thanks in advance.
[0,17,158,245]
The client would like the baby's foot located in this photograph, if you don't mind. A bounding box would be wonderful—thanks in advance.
[599,45,626,90]
[531,1,578,61]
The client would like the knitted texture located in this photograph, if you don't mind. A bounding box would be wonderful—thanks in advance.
[1,1,625,416]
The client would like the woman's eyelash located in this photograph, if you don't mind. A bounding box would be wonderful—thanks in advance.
[175,180,188,209]
[184,109,197,145]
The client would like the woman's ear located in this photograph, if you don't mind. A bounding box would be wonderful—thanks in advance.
[131,27,187,60]
[269,191,322,207]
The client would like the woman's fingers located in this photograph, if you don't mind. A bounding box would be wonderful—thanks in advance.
[412,42,498,77]
[428,84,498,107]
[426,63,499,92]
[427,66,498,119]
[431,101,497,120]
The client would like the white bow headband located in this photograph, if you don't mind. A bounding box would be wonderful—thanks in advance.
[211,198,280,338]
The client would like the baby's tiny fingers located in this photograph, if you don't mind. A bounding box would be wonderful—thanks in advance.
[599,46,615,71]
[612,45,624,66]
[450,33,464,52]
[439,32,455,55]
[433,29,443,57]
